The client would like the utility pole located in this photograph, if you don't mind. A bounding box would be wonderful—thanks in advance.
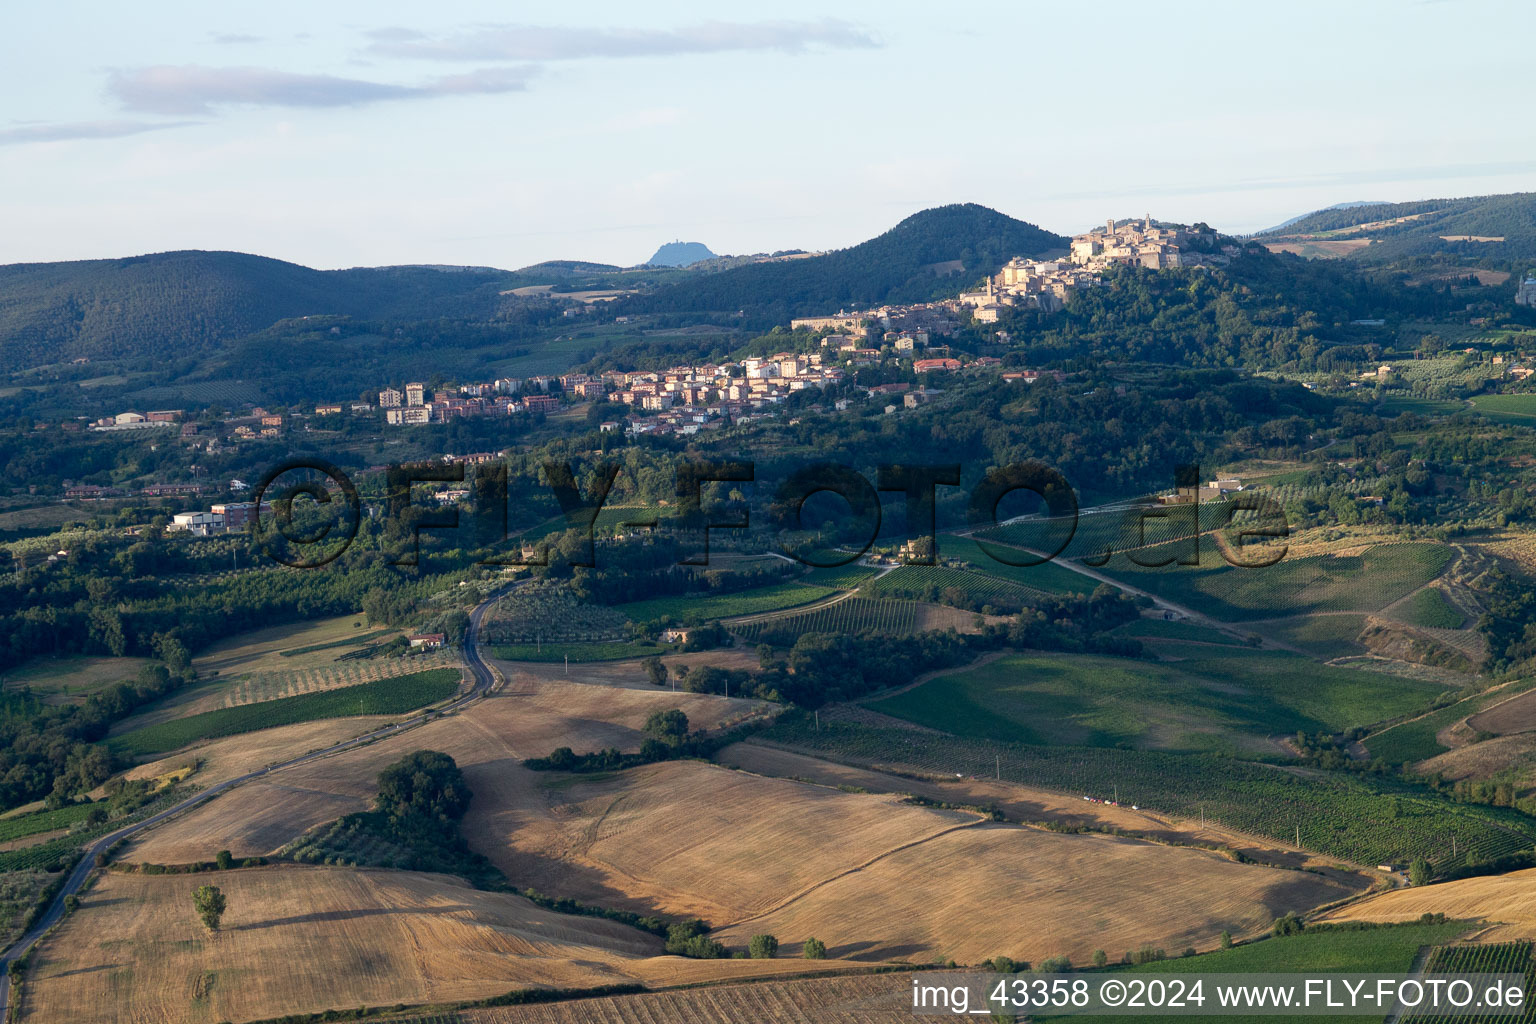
[814,710,820,732]
[564,654,568,676]
[997,755,1002,781]
[1296,825,1300,848]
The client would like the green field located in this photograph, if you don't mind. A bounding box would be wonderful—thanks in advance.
[1254,614,1368,659]
[1472,393,1536,427]
[798,563,879,589]
[1377,395,1469,417]
[0,836,82,873]
[1396,586,1467,629]
[0,802,97,843]
[861,564,1039,608]
[761,716,1536,870]
[1039,922,1478,1024]
[109,668,461,756]
[490,640,676,662]
[1364,678,1536,765]
[943,535,1099,595]
[1107,617,1245,645]
[865,646,1445,754]
[1096,543,1452,622]
[615,582,836,625]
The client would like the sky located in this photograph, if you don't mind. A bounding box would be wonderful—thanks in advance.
[3,1,1534,270]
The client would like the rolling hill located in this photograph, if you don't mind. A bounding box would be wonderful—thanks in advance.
[1257,192,1536,264]
[0,250,516,367]
[621,203,1068,325]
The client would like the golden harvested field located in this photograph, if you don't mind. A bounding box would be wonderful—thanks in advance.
[122,781,366,863]
[1321,867,1536,942]
[123,715,400,788]
[18,865,853,1024]
[501,760,980,923]
[1261,238,1373,258]
[721,742,1370,886]
[1416,733,1536,785]
[1482,530,1536,575]
[116,680,768,871]
[714,823,1351,964]
[463,973,918,1024]
[21,864,870,1024]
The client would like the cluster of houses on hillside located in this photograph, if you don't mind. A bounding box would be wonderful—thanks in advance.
[379,377,563,426]
[958,218,1239,322]
[789,217,1238,333]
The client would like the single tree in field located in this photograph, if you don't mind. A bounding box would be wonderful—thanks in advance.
[215,849,234,871]
[1220,930,1233,949]
[1092,949,1108,968]
[643,656,669,688]
[192,884,227,931]
[749,933,779,959]
[643,708,689,747]
[802,937,827,960]
[1409,857,1432,886]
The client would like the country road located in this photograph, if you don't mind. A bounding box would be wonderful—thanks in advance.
[0,583,512,1020]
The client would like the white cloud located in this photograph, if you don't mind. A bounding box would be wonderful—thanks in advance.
[364,19,880,61]
[0,120,196,146]
[108,64,539,116]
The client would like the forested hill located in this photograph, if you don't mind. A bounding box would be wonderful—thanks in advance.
[0,250,515,367]
[1258,192,1536,264]
[620,203,1068,325]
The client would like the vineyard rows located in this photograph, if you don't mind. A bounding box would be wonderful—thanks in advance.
[762,718,1536,870]
[1406,942,1533,1023]
[798,563,878,589]
[221,648,459,708]
[733,598,923,642]
[861,564,1041,608]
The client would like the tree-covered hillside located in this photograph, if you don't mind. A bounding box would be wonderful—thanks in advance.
[1005,248,1459,370]
[0,251,517,367]
[1259,192,1536,264]
[622,203,1067,324]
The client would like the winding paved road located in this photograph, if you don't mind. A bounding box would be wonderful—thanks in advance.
[0,584,511,1020]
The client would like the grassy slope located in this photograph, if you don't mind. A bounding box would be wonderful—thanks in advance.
[615,582,836,624]
[1040,921,1477,1024]
[1094,543,1452,621]
[865,646,1444,754]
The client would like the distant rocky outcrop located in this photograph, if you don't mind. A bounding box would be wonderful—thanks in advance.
[647,241,717,267]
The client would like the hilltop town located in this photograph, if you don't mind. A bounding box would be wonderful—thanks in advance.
[86,215,1221,451]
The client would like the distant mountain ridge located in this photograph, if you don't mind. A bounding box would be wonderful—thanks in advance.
[0,250,513,367]
[622,203,1067,324]
[1256,201,1387,236]
[1257,192,1536,262]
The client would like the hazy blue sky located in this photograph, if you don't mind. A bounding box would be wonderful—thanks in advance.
[3,1,1532,269]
